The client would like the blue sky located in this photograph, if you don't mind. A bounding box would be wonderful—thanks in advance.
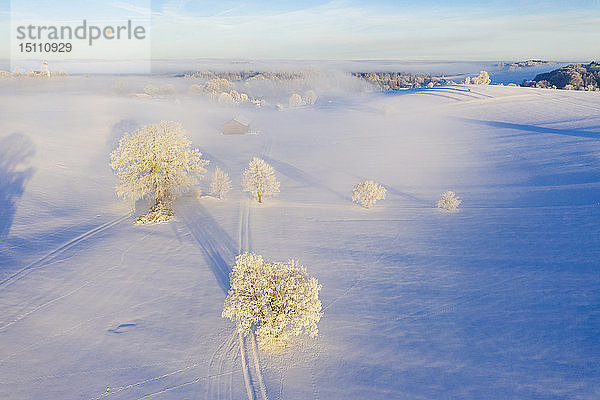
[2,0,599,60]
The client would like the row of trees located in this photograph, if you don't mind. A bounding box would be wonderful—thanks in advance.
[109,122,283,222]
[353,71,455,90]
[110,121,461,221]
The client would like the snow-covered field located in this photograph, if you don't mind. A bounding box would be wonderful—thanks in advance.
[1,73,599,399]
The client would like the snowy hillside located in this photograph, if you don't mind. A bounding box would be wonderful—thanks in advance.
[1,75,599,399]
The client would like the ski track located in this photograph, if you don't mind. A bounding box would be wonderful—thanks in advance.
[82,301,237,400]
[0,231,150,332]
[1,280,191,363]
[204,332,237,400]
[5,358,200,386]
[1,228,209,399]
[86,363,203,400]
[239,332,256,400]
[238,199,258,400]
[0,231,175,392]
[250,332,269,400]
[216,335,239,400]
[237,198,269,400]
[322,228,403,312]
[0,213,131,291]
[180,196,266,400]
[261,135,273,159]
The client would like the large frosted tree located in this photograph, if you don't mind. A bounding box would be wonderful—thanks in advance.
[110,121,209,220]
[222,252,322,351]
[242,157,280,203]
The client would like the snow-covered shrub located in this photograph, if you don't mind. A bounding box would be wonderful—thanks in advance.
[229,89,241,102]
[189,84,204,94]
[12,67,26,77]
[159,84,176,96]
[144,84,159,97]
[210,167,232,199]
[289,93,304,107]
[437,190,461,211]
[218,91,234,104]
[304,90,317,105]
[222,252,322,351]
[110,121,209,221]
[242,157,280,203]
[111,80,129,96]
[136,201,174,224]
[352,180,386,208]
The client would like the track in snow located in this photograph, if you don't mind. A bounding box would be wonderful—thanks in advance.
[179,198,268,400]
[0,213,131,291]
[237,199,269,400]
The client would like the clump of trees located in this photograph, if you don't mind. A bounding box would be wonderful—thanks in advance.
[110,121,209,223]
[464,71,491,85]
[210,167,232,199]
[189,79,257,106]
[242,157,280,203]
[288,90,318,107]
[352,180,387,208]
[222,252,322,351]
[353,71,454,90]
[522,62,600,91]
[437,190,461,211]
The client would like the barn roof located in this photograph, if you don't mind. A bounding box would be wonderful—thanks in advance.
[230,115,250,126]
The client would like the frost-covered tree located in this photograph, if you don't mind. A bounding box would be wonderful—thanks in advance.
[189,84,203,94]
[304,90,317,105]
[210,167,232,200]
[204,77,233,93]
[110,121,209,220]
[437,190,461,211]
[144,84,159,97]
[470,71,491,85]
[218,92,234,104]
[159,84,176,97]
[111,80,129,96]
[242,157,280,203]
[289,93,304,107]
[352,180,386,208]
[222,252,322,351]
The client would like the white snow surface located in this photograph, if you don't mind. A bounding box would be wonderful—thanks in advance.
[1,75,599,400]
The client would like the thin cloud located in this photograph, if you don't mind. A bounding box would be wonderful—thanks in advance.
[150,2,599,60]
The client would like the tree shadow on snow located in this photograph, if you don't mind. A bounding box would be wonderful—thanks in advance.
[107,119,140,151]
[0,133,35,240]
[261,155,352,202]
[177,201,237,293]
[458,118,600,140]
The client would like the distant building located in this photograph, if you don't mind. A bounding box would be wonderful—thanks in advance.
[223,117,250,135]
[30,60,51,77]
